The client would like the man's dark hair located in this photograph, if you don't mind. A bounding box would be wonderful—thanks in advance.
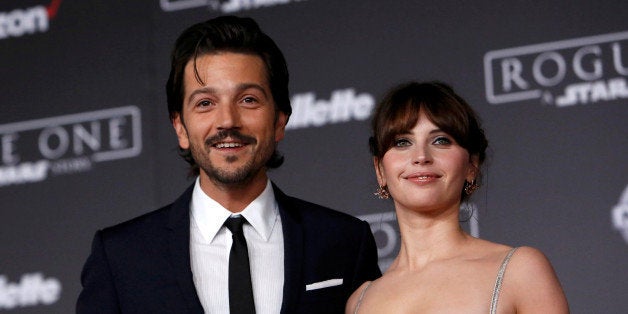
[166,16,291,175]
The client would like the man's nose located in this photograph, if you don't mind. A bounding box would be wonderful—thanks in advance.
[216,103,241,130]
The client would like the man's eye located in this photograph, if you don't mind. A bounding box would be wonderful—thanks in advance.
[241,97,261,107]
[198,100,212,107]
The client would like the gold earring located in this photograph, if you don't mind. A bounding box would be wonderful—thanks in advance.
[374,185,390,199]
[464,180,479,195]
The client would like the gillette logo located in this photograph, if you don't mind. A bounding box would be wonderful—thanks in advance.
[0,273,61,310]
[286,88,375,130]
[160,0,306,13]
[0,0,61,40]
[484,31,628,107]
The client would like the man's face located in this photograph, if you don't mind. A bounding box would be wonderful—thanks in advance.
[172,52,287,187]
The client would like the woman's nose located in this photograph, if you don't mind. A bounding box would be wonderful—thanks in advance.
[412,146,432,165]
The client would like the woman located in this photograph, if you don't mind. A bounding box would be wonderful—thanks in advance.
[346,82,569,313]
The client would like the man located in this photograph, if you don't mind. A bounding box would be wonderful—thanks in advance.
[77,16,381,314]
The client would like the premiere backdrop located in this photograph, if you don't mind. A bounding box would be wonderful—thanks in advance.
[1,0,627,313]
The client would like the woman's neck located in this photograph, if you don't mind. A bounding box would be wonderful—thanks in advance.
[392,204,472,270]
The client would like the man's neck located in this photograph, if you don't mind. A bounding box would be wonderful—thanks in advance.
[198,172,269,213]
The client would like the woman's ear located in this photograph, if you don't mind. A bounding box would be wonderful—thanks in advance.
[467,154,480,181]
[374,157,386,187]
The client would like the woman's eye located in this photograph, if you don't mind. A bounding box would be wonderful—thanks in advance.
[433,136,452,145]
[393,138,411,147]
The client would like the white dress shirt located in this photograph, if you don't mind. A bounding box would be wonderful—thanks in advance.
[189,177,284,314]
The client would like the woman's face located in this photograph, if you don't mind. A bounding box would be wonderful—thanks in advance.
[375,109,478,214]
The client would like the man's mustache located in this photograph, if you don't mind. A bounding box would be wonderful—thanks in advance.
[205,129,256,147]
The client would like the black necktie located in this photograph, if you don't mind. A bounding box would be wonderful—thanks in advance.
[224,216,256,314]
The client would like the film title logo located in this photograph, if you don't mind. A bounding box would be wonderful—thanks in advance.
[0,106,142,187]
[0,0,61,40]
[160,0,306,13]
[484,31,628,107]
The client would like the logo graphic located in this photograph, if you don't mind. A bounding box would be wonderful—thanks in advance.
[160,0,306,13]
[0,0,61,40]
[360,205,480,270]
[484,31,628,107]
[286,88,375,130]
[612,184,628,244]
[0,273,61,310]
[461,202,480,238]
[359,212,398,271]
[0,106,142,187]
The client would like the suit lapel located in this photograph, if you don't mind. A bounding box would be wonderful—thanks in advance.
[274,184,305,314]
[166,184,204,314]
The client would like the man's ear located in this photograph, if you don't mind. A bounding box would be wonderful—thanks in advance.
[274,112,288,142]
[172,113,190,149]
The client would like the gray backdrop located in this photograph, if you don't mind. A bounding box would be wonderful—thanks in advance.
[1,0,627,313]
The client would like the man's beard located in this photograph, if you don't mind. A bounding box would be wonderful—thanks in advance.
[191,129,275,187]
[203,154,260,186]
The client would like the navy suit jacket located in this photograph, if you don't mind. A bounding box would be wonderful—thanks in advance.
[77,183,381,313]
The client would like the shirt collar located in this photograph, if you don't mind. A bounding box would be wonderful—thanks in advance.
[190,177,278,243]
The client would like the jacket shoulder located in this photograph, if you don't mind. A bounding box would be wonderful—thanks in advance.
[99,184,193,241]
[100,204,172,238]
[279,192,366,226]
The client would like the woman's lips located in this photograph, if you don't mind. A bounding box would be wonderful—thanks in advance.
[405,172,441,183]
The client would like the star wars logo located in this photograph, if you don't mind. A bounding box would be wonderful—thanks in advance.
[484,31,628,107]
[159,0,306,13]
[0,106,142,187]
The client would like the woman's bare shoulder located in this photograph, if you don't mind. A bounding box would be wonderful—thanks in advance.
[345,281,372,314]
[508,246,555,274]
[504,246,570,313]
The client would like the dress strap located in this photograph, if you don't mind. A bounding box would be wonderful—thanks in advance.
[353,281,373,314]
[489,247,518,314]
